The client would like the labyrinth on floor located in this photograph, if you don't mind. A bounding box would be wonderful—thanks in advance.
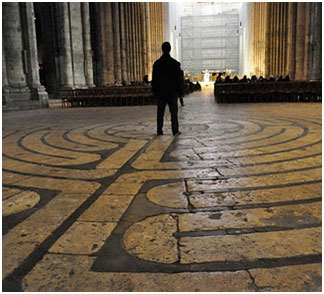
[2,97,322,291]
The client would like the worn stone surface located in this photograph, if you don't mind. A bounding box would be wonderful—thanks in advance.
[78,195,133,222]
[249,263,322,292]
[146,181,188,208]
[22,254,255,292]
[189,184,321,207]
[2,190,40,216]
[179,227,321,264]
[2,89,322,291]
[123,214,178,263]
[49,221,116,254]
[179,202,321,232]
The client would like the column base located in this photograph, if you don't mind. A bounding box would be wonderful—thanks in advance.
[3,85,49,110]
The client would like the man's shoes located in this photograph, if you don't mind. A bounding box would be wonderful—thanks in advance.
[173,131,181,136]
[157,132,163,136]
[181,103,184,106]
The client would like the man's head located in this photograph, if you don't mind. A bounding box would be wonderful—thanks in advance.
[162,42,171,54]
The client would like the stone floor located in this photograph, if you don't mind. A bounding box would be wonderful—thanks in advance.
[2,88,322,291]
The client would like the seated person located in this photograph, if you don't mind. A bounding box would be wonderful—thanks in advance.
[224,76,231,83]
[143,75,150,85]
[240,75,248,83]
[283,75,290,82]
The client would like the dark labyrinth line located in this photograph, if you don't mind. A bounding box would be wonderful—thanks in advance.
[195,125,308,153]
[41,132,121,155]
[2,168,108,183]
[2,153,102,170]
[173,223,322,239]
[187,179,322,194]
[217,127,286,145]
[63,129,97,147]
[216,164,322,178]
[17,133,74,160]
[200,121,264,142]
[2,135,157,291]
[84,126,124,144]
[188,197,322,213]
[277,115,322,126]
[174,127,286,151]
[225,140,321,159]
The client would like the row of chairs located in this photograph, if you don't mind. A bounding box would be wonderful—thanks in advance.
[214,81,322,103]
[61,86,155,108]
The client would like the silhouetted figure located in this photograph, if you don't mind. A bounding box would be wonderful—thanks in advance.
[143,75,150,85]
[179,70,185,106]
[251,75,258,83]
[195,81,201,91]
[225,76,231,83]
[240,75,248,83]
[277,75,284,82]
[268,75,276,82]
[216,72,223,83]
[233,76,239,83]
[258,76,264,82]
[152,42,183,136]
[283,75,290,82]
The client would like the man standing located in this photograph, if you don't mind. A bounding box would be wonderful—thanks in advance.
[152,42,183,136]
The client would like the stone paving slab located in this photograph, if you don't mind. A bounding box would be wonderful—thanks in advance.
[2,90,322,291]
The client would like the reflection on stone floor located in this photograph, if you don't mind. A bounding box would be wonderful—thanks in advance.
[2,89,322,291]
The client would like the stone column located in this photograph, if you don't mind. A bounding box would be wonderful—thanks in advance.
[58,3,74,88]
[141,3,148,78]
[97,3,105,85]
[3,2,49,108]
[126,4,133,82]
[81,3,94,87]
[303,3,310,80]
[70,2,86,88]
[131,3,137,81]
[133,3,139,81]
[136,3,143,81]
[161,3,165,43]
[113,3,122,84]
[145,3,152,79]
[282,3,288,76]
[125,4,132,82]
[105,3,115,84]
[120,3,128,83]
[295,2,306,80]
[2,3,29,90]
[287,2,296,80]
[253,2,256,73]
[23,3,49,105]
[308,2,322,80]
[265,3,271,77]
[2,45,10,105]
[275,3,280,77]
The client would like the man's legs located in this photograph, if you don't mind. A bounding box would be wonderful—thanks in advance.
[179,96,184,106]
[168,98,179,135]
[157,98,167,135]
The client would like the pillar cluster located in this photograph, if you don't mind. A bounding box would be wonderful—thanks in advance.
[2,2,49,109]
[2,2,165,109]
[252,2,321,80]
[91,2,164,85]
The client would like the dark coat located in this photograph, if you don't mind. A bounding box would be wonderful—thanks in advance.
[152,53,183,97]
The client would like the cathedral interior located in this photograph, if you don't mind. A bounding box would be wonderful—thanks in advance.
[2,2,322,292]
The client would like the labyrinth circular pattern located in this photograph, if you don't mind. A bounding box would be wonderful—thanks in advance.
[2,95,322,292]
